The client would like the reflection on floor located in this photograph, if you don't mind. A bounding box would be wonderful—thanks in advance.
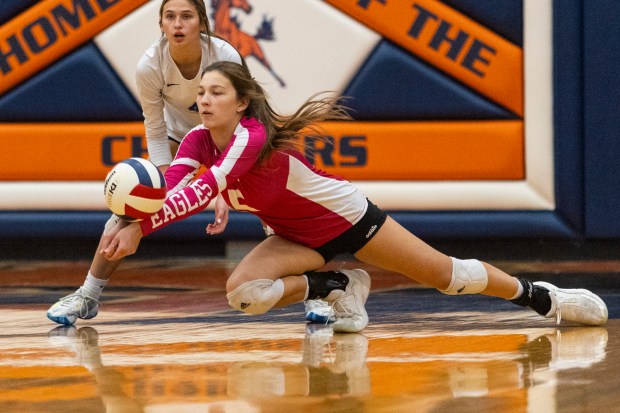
[0,256,618,413]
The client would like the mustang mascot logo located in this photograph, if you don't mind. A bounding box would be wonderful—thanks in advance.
[211,0,286,87]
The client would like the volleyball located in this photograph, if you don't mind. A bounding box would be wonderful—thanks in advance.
[104,158,167,221]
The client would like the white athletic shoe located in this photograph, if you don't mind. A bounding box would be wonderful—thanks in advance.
[325,269,371,333]
[534,281,608,326]
[47,288,99,325]
[305,299,335,324]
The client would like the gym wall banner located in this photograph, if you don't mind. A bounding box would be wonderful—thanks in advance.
[0,0,553,213]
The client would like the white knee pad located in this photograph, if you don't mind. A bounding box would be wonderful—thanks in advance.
[227,279,285,315]
[440,257,488,295]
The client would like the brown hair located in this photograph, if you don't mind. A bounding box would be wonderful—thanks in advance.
[159,0,212,36]
[203,61,352,164]
[159,0,247,68]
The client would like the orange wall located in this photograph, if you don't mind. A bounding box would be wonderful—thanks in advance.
[0,121,523,181]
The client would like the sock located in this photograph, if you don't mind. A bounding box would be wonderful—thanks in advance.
[302,275,310,300]
[80,272,107,300]
[508,278,524,300]
[305,271,349,300]
[510,277,552,316]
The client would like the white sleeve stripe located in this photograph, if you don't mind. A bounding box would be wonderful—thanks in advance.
[171,157,201,168]
[286,155,367,225]
[212,125,251,192]
[167,173,196,196]
[167,157,201,196]
[212,167,228,192]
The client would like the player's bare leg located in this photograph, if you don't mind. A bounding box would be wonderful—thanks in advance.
[354,216,607,325]
[225,235,324,306]
[47,217,125,325]
[354,216,518,298]
[225,236,371,332]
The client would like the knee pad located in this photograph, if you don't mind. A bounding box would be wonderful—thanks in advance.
[440,257,488,295]
[227,279,285,314]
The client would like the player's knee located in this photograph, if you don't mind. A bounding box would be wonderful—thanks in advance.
[226,279,285,314]
[440,257,488,295]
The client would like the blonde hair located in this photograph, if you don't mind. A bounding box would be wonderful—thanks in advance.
[203,61,351,164]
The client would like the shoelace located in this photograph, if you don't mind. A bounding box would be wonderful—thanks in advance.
[324,303,335,325]
[58,292,98,318]
[548,290,562,326]
[332,291,359,320]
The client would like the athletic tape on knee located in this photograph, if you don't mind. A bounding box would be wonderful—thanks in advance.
[440,257,488,295]
[226,279,285,314]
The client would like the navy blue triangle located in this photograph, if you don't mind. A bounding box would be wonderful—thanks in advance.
[0,42,142,122]
[343,41,518,120]
[440,0,522,46]
[0,1,40,25]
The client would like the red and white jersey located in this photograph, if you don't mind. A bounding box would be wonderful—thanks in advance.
[140,117,368,248]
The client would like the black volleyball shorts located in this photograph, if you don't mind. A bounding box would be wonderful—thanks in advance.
[314,199,388,262]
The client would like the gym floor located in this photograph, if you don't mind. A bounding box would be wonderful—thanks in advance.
[0,239,618,413]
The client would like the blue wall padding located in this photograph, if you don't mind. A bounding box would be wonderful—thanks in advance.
[0,1,39,25]
[0,43,142,122]
[583,1,620,237]
[343,41,517,120]
[440,0,523,46]
[0,210,577,241]
[552,0,584,233]
[0,211,262,241]
[397,211,577,239]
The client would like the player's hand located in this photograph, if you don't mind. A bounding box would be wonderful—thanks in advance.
[100,215,129,245]
[206,194,229,235]
[101,222,143,260]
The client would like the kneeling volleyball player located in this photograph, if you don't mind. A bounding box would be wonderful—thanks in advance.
[99,61,608,332]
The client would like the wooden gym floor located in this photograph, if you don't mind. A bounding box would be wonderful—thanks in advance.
[0,239,618,413]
